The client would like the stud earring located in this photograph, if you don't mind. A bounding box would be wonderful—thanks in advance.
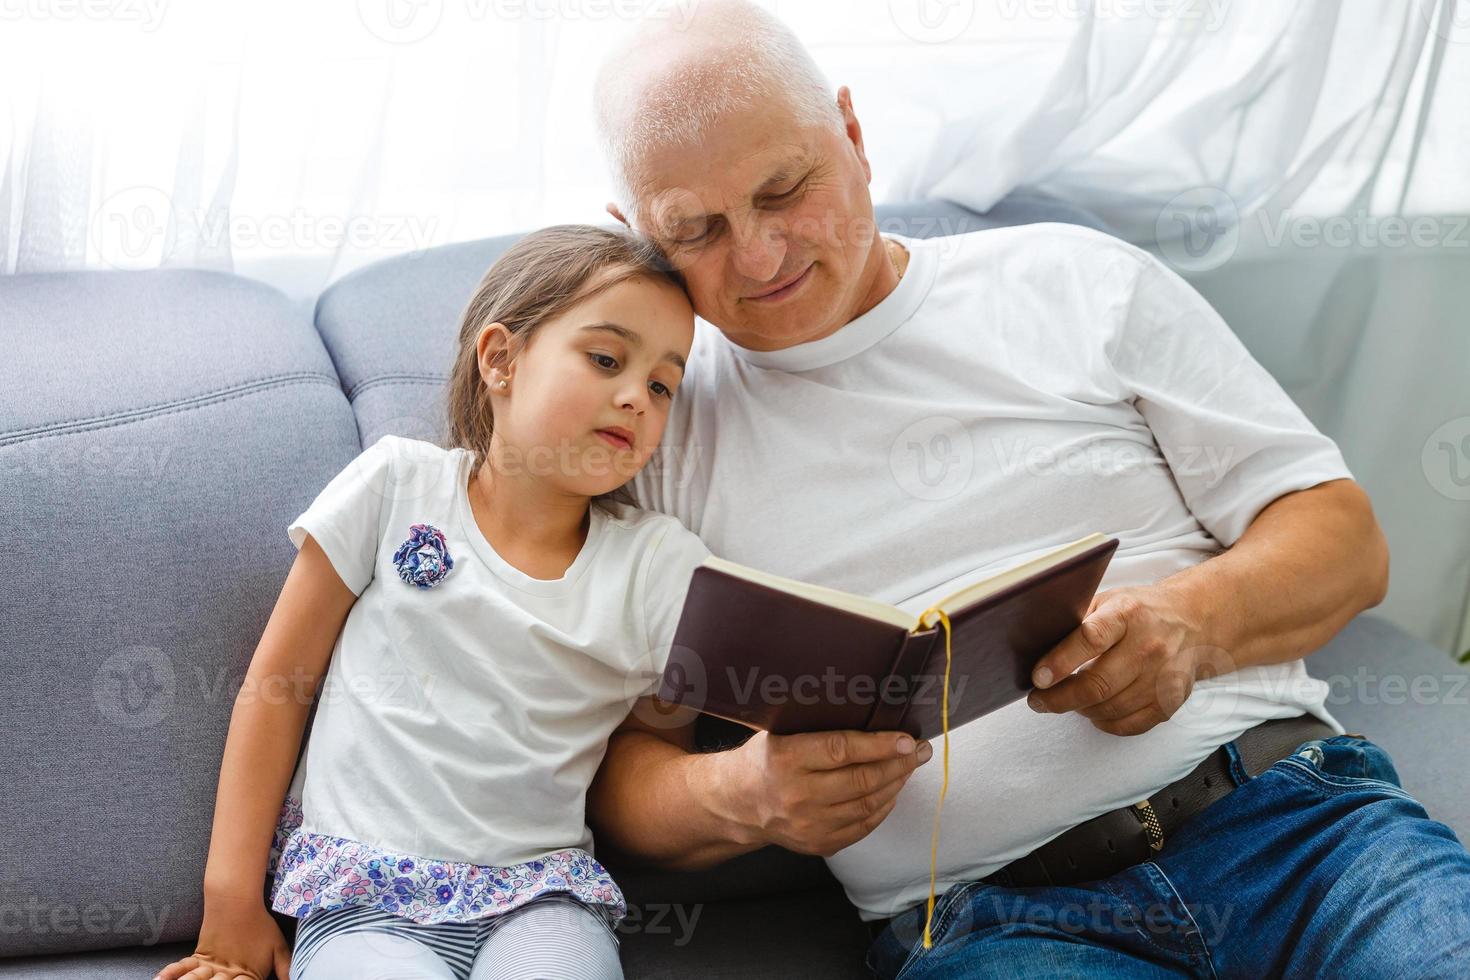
[498,379,508,389]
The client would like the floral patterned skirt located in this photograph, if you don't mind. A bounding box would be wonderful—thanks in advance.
[266,796,626,926]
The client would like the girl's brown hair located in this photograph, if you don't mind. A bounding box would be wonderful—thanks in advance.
[445,224,685,478]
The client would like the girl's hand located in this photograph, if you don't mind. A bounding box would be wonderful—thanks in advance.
[155,893,292,980]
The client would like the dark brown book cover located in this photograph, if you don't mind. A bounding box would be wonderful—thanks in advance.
[657,536,1119,740]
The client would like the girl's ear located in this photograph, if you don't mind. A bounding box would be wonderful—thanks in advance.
[476,322,515,390]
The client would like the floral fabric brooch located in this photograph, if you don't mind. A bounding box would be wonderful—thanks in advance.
[392,523,454,589]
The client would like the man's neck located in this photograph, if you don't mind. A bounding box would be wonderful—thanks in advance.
[851,236,908,324]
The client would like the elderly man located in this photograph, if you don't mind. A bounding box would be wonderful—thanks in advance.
[587,2,1470,976]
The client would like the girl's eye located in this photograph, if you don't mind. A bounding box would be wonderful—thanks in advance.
[589,352,619,370]
[649,380,672,398]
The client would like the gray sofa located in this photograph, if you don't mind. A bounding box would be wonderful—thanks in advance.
[3,198,1467,978]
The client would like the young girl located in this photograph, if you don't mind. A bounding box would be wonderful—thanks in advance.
[156,225,710,980]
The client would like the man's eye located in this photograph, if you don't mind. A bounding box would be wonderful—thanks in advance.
[670,219,720,246]
[765,183,804,207]
[589,352,619,370]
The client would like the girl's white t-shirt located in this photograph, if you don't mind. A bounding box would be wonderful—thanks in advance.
[285,435,709,868]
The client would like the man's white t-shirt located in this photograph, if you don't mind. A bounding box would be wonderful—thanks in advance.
[287,435,709,871]
[631,223,1351,921]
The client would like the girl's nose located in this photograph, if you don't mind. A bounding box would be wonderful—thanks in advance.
[618,386,647,414]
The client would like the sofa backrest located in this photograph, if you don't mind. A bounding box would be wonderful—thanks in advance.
[0,270,362,958]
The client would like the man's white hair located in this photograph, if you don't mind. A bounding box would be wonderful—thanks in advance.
[593,0,845,216]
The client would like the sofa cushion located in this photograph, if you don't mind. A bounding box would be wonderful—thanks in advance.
[0,270,362,958]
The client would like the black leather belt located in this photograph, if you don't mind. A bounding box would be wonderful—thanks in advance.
[868,714,1347,941]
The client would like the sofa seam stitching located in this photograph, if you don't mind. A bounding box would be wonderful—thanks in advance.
[0,374,343,447]
[347,375,449,400]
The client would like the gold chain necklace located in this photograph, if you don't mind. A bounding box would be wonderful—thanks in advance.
[885,237,905,280]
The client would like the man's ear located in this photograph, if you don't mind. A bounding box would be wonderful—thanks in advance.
[836,85,872,185]
[606,201,631,228]
[476,322,516,389]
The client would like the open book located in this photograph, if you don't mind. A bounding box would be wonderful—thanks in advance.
[657,533,1119,740]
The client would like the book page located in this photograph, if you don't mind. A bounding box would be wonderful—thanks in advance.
[928,533,1111,620]
[893,537,1111,620]
[699,532,1109,632]
[697,556,915,629]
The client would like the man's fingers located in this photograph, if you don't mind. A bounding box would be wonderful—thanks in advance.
[808,746,931,805]
[1031,604,1129,690]
[785,729,922,772]
[1032,646,1143,714]
[1076,671,1157,722]
[825,769,911,826]
[1079,665,1192,722]
[826,792,905,854]
[1094,703,1168,737]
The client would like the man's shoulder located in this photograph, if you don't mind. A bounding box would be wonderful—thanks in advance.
[930,221,1148,271]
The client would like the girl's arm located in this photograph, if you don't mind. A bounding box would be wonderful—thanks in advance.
[203,532,355,896]
[158,534,357,980]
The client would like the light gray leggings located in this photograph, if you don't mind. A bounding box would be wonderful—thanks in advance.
[291,895,623,980]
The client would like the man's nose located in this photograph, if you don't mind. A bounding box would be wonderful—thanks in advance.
[729,211,787,284]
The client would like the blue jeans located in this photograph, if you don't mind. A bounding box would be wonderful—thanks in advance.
[867,734,1470,979]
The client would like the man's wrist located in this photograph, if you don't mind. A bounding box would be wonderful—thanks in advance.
[699,742,765,850]
[1158,564,1241,675]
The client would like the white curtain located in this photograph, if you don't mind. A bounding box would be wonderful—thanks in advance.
[0,0,987,298]
[3,0,1467,653]
[881,0,1470,656]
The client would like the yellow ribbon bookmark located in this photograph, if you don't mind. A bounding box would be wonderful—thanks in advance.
[916,606,953,951]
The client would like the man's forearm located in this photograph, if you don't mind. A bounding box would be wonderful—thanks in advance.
[589,730,762,871]
[1163,478,1390,676]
